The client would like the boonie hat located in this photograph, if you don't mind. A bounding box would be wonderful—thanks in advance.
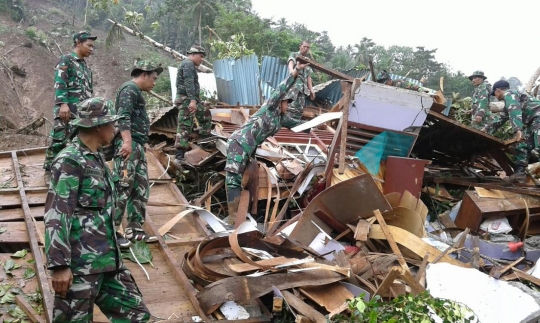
[71,97,120,128]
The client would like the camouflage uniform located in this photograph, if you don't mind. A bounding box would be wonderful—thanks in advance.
[112,80,150,227]
[45,98,151,323]
[470,74,493,130]
[284,51,313,120]
[487,90,540,167]
[44,51,93,171]
[174,58,212,150]
[225,73,304,190]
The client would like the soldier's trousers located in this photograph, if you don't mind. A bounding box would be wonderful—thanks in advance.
[515,118,540,167]
[113,139,149,226]
[224,139,254,190]
[53,269,151,323]
[174,100,212,150]
[285,92,306,120]
[44,105,76,171]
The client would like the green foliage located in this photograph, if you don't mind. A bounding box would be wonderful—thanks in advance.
[449,92,473,126]
[25,26,49,48]
[0,0,25,22]
[122,241,154,267]
[331,292,479,323]
[11,249,27,259]
[209,33,254,60]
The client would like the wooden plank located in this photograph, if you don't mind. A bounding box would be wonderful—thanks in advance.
[299,283,354,312]
[374,266,403,297]
[324,116,343,189]
[281,290,326,323]
[373,209,409,272]
[338,81,351,174]
[11,151,53,322]
[492,257,524,279]
[296,56,353,81]
[368,225,469,268]
[432,228,469,264]
[474,187,505,199]
[15,295,45,323]
[398,269,425,295]
[158,209,194,236]
[227,257,299,273]
[513,268,540,286]
[194,179,224,207]
[354,219,370,241]
[415,253,430,284]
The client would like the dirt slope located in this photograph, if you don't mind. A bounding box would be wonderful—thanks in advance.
[0,0,175,151]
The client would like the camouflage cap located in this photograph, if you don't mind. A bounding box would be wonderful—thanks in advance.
[73,30,97,41]
[376,70,390,83]
[71,97,120,128]
[186,45,206,56]
[468,70,487,80]
[131,60,164,76]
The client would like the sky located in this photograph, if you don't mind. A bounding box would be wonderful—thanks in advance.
[251,0,540,86]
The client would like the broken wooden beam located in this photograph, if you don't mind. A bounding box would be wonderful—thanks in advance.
[15,295,44,323]
[282,290,327,323]
[296,56,353,81]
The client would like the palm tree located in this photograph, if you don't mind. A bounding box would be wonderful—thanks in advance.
[277,18,288,31]
[187,0,217,46]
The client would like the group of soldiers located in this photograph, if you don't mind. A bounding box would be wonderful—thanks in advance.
[43,29,319,321]
[467,71,540,182]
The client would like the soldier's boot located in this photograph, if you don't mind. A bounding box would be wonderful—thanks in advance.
[125,222,158,243]
[504,165,527,183]
[43,170,51,186]
[226,188,241,226]
[116,232,131,249]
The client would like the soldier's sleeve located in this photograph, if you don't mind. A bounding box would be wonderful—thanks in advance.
[506,93,524,132]
[54,55,71,105]
[266,74,296,113]
[44,156,82,269]
[116,87,136,133]
[281,114,304,129]
[182,62,198,100]
[474,84,489,118]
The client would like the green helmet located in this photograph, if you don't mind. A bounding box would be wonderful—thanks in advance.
[468,70,487,81]
[71,97,120,128]
[186,45,206,56]
[376,70,390,83]
[131,59,164,77]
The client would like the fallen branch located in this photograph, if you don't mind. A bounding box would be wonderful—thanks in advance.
[108,19,213,73]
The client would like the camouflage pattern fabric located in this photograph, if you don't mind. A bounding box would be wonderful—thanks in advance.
[392,79,421,91]
[225,73,303,189]
[53,269,150,323]
[174,100,212,150]
[73,97,120,128]
[176,58,200,102]
[112,139,149,226]
[487,89,540,166]
[45,137,121,275]
[44,52,93,171]
[471,81,492,130]
[284,51,312,119]
[115,81,150,145]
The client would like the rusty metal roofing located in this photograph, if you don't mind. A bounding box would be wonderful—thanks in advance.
[213,54,261,105]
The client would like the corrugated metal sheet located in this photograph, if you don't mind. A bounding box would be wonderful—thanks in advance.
[213,54,261,105]
[260,56,289,101]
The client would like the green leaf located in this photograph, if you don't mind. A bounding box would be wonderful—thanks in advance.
[8,304,27,319]
[121,241,153,266]
[4,259,15,274]
[1,292,15,304]
[356,300,366,313]
[23,268,35,280]
[11,250,27,258]
[0,227,6,234]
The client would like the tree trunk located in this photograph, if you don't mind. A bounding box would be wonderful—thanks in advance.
[198,6,202,45]
[107,19,213,72]
[526,67,540,93]
[84,0,88,26]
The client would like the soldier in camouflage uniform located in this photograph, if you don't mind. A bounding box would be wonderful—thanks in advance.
[113,60,163,248]
[43,31,96,185]
[174,45,212,162]
[468,71,493,131]
[225,62,312,225]
[488,80,540,182]
[376,70,424,91]
[284,41,315,120]
[44,97,151,323]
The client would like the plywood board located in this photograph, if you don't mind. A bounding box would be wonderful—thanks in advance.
[474,187,505,199]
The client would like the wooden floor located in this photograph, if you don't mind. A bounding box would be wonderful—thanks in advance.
[0,147,209,322]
